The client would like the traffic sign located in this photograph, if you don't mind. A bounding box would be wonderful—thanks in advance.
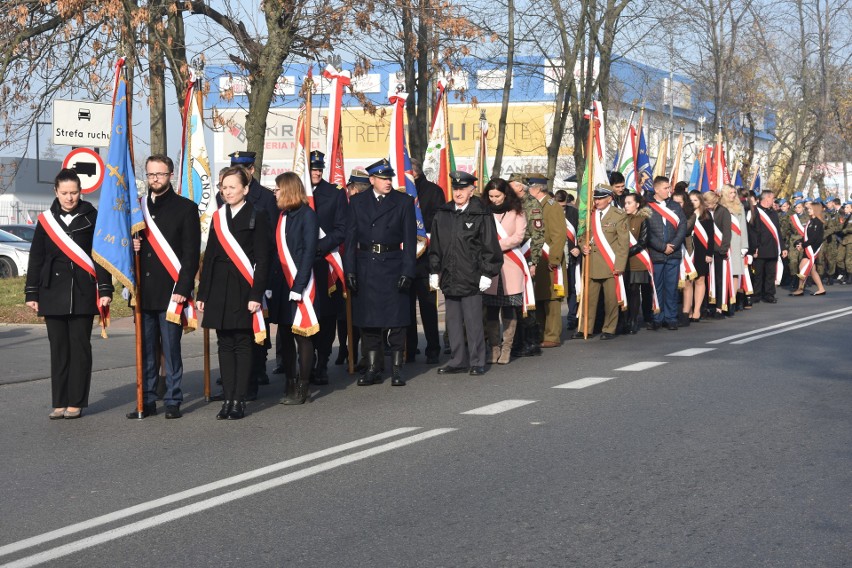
[63,148,105,194]
[53,99,112,148]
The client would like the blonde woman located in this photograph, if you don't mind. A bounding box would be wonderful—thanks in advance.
[720,184,750,311]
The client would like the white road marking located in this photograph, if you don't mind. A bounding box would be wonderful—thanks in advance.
[667,348,717,357]
[707,306,852,344]
[732,311,852,344]
[553,377,615,389]
[461,400,537,415]
[615,361,667,372]
[0,428,456,568]
[0,427,421,559]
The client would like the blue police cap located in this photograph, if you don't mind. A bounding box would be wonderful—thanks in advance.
[310,150,325,170]
[229,151,256,166]
[366,158,395,179]
[450,170,477,188]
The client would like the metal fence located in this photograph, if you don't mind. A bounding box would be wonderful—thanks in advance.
[0,201,52,225]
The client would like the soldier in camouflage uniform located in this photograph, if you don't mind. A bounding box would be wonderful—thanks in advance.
[508,173,545,357]
[839,202,852,284]
[818,199,840,284]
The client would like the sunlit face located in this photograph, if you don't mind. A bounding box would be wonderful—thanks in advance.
[760,194,775,208]
[844,204,852,215]
[624,195,639,215]
[310,169,323,186]
[653,182,671,200]
[220,174,249,206]
[509,181,526,198]
[780,202,790,213]
[689,193,701,210]
[488,189,505,207]
[794,203,804,215]
[724,186,737,201]
[55,180,81,212]
[145,161,172,194]
[612,182,625,196]
[593,195,612,210]
[453,186,474,207]
[371,176,393,195]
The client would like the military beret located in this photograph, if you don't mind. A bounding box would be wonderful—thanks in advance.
[366,158,395,179]
[450,170,477,189]
[792,191,804,198]
[777,198,788,205]
[810,197,824,205]
[793,200,805,206]
[229,151,256,165]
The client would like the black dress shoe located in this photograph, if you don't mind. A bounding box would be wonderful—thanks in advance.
[437,365,468,375]
[469,366,486,376]
[164,405,182,419]
[357,375,373,386]
[599,332,616,340]
[391,376,406,386]
[126,403,156,419]
[216,401,232,420]
[572,331,596,339]
[227,401,245,420]
[271,365,286,374]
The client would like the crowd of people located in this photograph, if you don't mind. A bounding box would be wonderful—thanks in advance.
[24,153,852,421]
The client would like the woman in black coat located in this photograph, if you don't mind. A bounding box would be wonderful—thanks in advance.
[268,172,318,404]
[25,168,113,420]
[791,200,826,296]
[197,166,270,420]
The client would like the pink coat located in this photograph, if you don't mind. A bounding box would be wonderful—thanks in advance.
[484,210,527,296]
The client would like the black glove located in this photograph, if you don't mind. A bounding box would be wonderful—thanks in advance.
[397,275,412,292]
[346,273,358,295]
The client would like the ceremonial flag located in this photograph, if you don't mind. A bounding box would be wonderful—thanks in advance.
[577,101,608,237]
[25,211,34,225]
[423,81,454,201]
[712,128,730,191]
[475,110,490,185]
[614,122,637,192]
[635,128,653,195]
[322,65,351,188]
[652,137,668,180]
[293,107,312,205]
[92,58,145,296]
[389,92,428,254]
[178,70,216,254]
[733,163,743,188]
[669,130,684,187]
[750,167,762,194]
[688,158,701,192]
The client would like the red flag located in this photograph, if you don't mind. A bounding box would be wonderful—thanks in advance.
[322,65,350,188]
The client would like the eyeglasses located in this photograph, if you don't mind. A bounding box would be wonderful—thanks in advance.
[145,172,170,179]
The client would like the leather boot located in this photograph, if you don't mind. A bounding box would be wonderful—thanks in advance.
[282,379,310,404]
[279,377,296,404]
[485,319,500,364]
[227,401,245,420]
[522,316,542,356]
[497,319,516,364]
[216,401,232,420]
[391,351,406,386]
[358,351,380,386]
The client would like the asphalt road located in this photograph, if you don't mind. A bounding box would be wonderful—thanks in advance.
[1,288,850,567]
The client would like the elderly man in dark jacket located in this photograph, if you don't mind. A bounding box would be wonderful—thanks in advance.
[429,171,502,376]
[645,176,687,330]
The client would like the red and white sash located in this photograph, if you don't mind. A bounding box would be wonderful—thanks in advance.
[212,206,267,344]
[629,232,659,313]
[712,223,735,309]
[540,243,566,299]
[732,213,752,294]
[565,218,576,244]
[276,213,320,337]
[140,197,197,331]
[730,214,742,238]
[791,215,806,239]
[756,208,784,286]
[591,211,626,309]
[38,211,110,337]
[797,222,821,280]
[679,245,698,285]
[496,220,536,314]
[648,200,680,228]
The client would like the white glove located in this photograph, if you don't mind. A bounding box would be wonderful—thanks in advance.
[265,289,272,299]
[429,274,439,290]
[288,291,302,302]
[478,275,492,292]
[746,254,754,265]
[121,287,130,301]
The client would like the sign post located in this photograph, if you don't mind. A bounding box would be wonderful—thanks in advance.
[62,148,105,193]
[53,100,112,148]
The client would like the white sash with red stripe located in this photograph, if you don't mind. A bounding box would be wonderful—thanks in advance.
[38,211,110,337]
[731,214,742,237]
[629,232,659,313]
[495,219,535,314]
[276,213,320,337]
[797,222,821,280]
[791,215,806,239]
[679,244,698,286]
[140,197,197,331]
[540,243,566,299]
[712,223,735,309]
[741,254,754,295]
[756,208,784,286]
[212,206,267,344]
[591,211,626,309]
[648,201,680,228]
[565,218,576,244]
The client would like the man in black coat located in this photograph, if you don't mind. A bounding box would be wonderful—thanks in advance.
[130,155,201,419]
[344,159,417,386]
[429,171,502,376]
[748,189,784,304]
[226,151,278,396]
[407,158,445,364]
[308,150,348,384]
[645,176,687,330]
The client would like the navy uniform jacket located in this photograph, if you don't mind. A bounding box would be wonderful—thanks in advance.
[312,179,348,318]
[197,202,270,330]
[344,189,416,328]
[138,187,201,312]
[25,199,114,316]
[268,204,319,327]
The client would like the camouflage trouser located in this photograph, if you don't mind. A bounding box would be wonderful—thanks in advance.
[840,243,852,273]
[788,246,802,276]
[818,242,837,275]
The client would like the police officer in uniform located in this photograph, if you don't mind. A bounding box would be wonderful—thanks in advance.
[507,173,545,356]
[527,175,567,347]
[225,151,278,398]
[307,150,348,384]
[343,159,416,386]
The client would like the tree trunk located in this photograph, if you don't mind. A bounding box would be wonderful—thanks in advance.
[148,0,167,155]
[492,0,514,178]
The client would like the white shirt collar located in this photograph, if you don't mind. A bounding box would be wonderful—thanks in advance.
[456,202,470,213]
[229,201,246,216]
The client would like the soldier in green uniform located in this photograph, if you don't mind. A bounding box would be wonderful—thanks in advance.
[839,201,852,284]
[508,173,545,357]
[818,199,840,284]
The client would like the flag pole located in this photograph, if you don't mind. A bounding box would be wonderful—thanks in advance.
[443,85,451,201]
[581,106,596,339]
[749,164,761,194]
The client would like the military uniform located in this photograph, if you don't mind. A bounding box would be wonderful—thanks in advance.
[839,207,852,282]
[818,211,840,281]
[532,188,567,345]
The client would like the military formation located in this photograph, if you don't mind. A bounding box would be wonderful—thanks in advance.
[26,152,852,420]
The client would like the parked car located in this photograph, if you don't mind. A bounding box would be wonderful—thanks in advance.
[0,224,36,242]
[0,242,28,278]
[0,229,31,252]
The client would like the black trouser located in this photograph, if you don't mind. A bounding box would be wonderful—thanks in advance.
[337,317,360,359]
[361,327,405,353]
[407,277,440,357]
[445,295,486,367]
[752,257,778,301]
[217,329,253,402]
[45,315,94,408]
[313,315,338,369]
[278,327,314,383]
[627,283,650,327]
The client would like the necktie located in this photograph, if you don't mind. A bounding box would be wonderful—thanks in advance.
[377,195,384,204]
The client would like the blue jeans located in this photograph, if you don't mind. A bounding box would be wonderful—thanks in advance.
[142,310,184,406]
[653,258,681,324]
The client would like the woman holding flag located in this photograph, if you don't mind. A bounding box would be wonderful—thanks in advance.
[269,172,319,404]
[25,169,113,420]
[482,178,528,364]
[197,166,271,420]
